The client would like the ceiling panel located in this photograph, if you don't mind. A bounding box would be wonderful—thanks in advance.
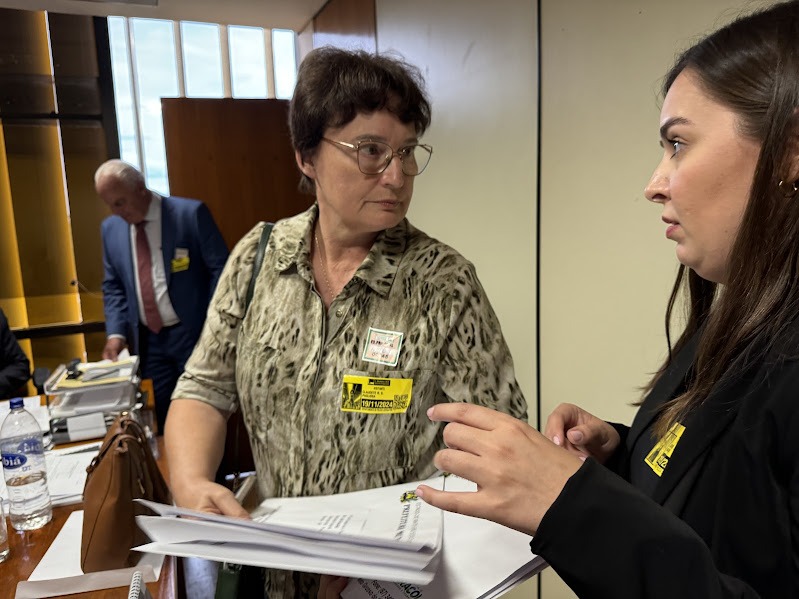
[0,0,327,31]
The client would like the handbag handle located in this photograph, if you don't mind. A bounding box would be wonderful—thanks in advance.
[231,222,273,492]
[244,222,274,316]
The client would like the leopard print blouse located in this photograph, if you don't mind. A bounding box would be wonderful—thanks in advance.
[173,204,528,598]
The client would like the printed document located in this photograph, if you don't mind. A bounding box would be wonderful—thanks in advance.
[134,474,546,595]
[341,476,547,599]
[135,476,446,585]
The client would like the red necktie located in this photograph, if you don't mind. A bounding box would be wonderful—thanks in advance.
[135,222,164,334]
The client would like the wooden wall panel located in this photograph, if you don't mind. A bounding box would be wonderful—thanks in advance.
[61,121,110,323]
[0,124,26,325]
[313,0,376,52]
[162,98,312,250]
[0,8,116,372]
[5,120,81,326]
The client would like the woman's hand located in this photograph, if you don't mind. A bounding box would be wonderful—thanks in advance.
[318,575,348,598]
[171,478,250,519]
[415,403,582,536]
[544,403,620,464]
[164,400,247,516]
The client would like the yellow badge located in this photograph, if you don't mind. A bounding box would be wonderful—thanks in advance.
[171,256,190,272]
[644,421,686,477]
[341,374,413,414]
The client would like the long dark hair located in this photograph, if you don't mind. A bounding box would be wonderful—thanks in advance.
[646,0,799,437]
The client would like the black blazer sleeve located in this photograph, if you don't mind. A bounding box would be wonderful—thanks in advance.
[530,459,762,598]
[0,309,30,399]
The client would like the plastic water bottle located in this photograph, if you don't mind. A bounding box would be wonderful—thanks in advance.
[0,398,52,530]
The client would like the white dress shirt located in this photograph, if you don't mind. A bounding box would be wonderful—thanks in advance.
[130,193,180,329]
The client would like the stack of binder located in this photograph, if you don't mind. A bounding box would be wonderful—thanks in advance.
[44,356,140,443]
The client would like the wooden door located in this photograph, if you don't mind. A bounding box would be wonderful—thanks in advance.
[162,98,312,250]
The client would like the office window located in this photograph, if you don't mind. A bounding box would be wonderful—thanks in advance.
[229,26,268,99]
[130,18,178,195]
[272,29,297,100]
[107,17,140,169]
[181,22,224,98]
[108,17,297,194]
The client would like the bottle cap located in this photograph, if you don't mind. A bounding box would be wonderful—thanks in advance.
[9,397,23,409]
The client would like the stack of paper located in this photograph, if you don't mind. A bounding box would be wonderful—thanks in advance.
[135,475,547,597]
[135,476,447,584]
[0,396,50,433]
[343,476,547,599]
[15,510,165,599]
[0,443,99,509]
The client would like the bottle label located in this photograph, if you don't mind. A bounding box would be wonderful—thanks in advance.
[1,438,43,471]
[1,452,28,470]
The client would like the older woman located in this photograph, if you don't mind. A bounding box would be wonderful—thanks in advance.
[165,47,527,598]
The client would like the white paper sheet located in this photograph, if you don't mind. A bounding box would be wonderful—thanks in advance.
[138,475,444,551]
[14,510,164,599]
[0,444,98,508]
[0,396,50,433]
[134,476,447,585]
[341,477,548,599]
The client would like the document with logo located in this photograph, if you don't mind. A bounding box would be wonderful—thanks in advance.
[134,475,547,594]
[341,476,547,599]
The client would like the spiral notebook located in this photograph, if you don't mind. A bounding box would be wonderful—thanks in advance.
[127,571,153,599]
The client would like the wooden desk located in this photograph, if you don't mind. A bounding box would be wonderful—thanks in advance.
[0,437,177,599]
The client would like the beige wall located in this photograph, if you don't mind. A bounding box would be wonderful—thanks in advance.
[375,0,539,421]
[378,1,776,598]
[375,1,538,597]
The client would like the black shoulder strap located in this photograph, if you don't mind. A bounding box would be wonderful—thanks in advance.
[244,222,274,315]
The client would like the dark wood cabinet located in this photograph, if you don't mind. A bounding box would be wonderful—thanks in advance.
[162,98,312,250]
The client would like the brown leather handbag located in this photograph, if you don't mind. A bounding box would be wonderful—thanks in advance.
[80,414,171,572]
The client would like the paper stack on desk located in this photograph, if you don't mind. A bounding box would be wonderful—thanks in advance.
[0,396,50,433]
[44,355,141,443]
[134,475,546,598]
[0,443,99,509]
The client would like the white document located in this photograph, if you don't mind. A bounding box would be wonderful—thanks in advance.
[341,477,548,599]
[0,396,50,433]
[65,412,107,441]
[134,476,447,585]
[14,510,164,599]
[0,444,99,508]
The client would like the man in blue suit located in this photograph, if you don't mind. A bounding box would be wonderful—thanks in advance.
[95,160,229,432]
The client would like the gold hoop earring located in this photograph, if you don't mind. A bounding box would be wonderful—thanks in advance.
[778,179,799,198]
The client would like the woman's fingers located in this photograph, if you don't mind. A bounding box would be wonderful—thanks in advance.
[418,404,583,535]
[565,421,620,461]
[317,575,349,599]
[427,402,517,430]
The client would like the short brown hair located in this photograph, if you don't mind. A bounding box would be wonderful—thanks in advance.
[289,47,432,193]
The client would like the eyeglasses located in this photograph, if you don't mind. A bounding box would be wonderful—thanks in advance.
[322,138,433,176]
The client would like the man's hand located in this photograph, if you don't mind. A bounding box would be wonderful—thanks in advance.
[102,337,126,361]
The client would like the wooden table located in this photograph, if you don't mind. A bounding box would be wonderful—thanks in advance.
[0,437,178,599]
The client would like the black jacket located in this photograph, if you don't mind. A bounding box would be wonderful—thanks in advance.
[0,308,30,399]
[531,329,799,598]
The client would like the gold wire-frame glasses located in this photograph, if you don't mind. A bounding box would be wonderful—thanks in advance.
[322,138,433,176]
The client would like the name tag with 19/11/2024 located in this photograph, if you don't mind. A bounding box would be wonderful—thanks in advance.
[340,375,413,414]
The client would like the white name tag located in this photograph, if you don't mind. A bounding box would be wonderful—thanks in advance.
[361,327,404,367]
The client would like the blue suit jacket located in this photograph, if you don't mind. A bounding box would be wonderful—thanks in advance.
[101,196,229,353]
